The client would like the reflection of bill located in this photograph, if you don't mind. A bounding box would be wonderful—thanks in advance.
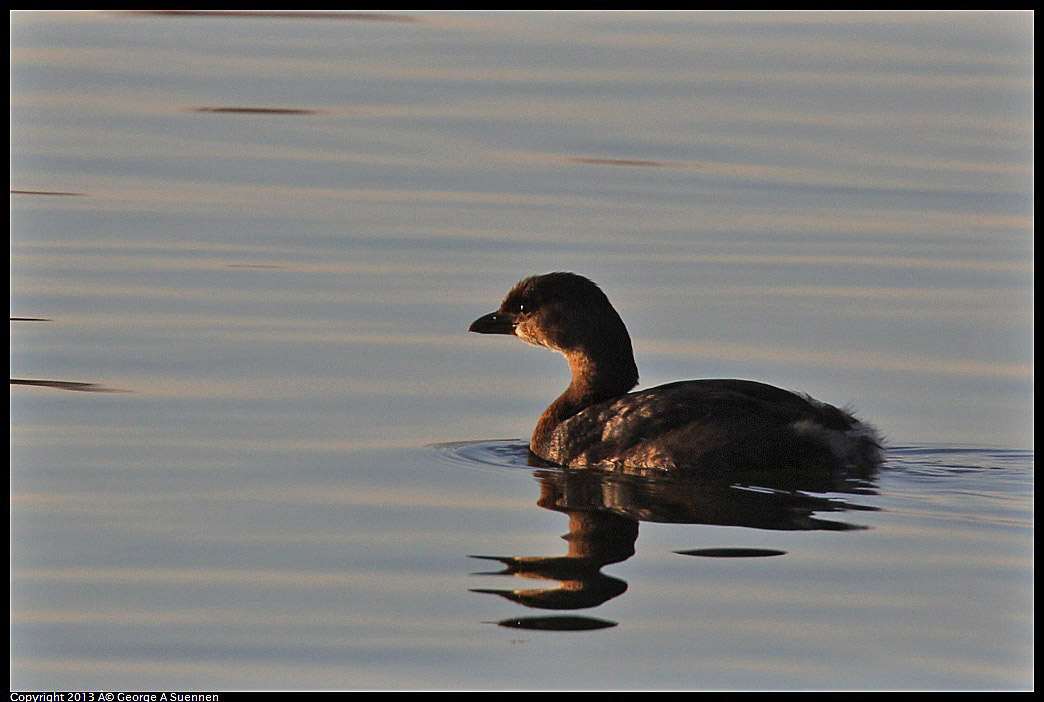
[470,505,637,614]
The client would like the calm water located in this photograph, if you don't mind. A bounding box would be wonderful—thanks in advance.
[10,11,1033,691]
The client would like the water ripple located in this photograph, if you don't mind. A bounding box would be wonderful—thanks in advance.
[430,439,533,471]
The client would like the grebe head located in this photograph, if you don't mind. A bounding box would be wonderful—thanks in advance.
[469,272,640,403]
[468,272,622,350]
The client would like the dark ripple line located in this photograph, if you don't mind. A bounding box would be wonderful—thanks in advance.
[675,547,787,558]
[11,379,128,393]
[127,10,420,22]
[11,190,85,196]
[192,106,320,115]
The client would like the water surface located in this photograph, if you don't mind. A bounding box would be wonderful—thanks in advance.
[10,10,1033,690]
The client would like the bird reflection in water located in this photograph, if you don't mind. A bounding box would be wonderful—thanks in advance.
[470,454,878,632]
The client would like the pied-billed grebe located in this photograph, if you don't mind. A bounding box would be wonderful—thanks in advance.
[469,272,882,474]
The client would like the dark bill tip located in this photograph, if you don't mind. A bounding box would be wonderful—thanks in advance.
[469,311,516,335]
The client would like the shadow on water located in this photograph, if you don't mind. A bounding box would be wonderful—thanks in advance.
[444,439,880,632]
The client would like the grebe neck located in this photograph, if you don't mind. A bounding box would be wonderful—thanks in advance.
[533,347,639,447]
